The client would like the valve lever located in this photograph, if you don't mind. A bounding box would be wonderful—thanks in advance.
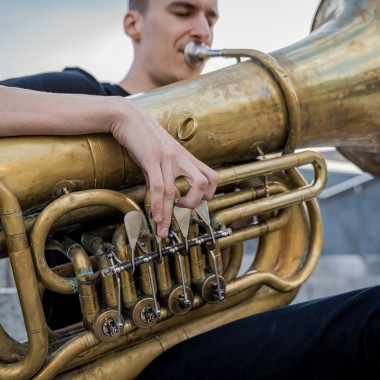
[170,231,191,307]
[146,261,161,318]
[176,252,191,307]
[148,212,163,263]
[194,200,216,249]
[124,211,143,274]
[115,273,123,328]
[209,249,225,302]
[107,253,123,329]
[173,206,192,255]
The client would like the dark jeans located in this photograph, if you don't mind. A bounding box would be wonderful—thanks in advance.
[138,285,380,379]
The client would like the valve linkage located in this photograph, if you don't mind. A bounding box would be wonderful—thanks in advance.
[101,228,232,277]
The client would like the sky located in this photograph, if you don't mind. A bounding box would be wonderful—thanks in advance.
[0,0,321,83]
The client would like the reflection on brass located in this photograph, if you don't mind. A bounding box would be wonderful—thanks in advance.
[0,1,379,378]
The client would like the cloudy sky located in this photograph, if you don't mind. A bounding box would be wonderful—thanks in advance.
[0,0,321,83]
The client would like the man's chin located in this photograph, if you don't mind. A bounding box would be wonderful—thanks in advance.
[178,67,203,82]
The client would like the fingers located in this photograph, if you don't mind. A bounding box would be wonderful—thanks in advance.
[145,162,176,239]
[144,164,165,236]
[175,158,219,209]
[158,160,177,237]
[175,172,208,208]
[196,164,219,200]
[145,156,218,239]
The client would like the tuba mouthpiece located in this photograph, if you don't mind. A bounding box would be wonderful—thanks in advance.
[184,41,212,67]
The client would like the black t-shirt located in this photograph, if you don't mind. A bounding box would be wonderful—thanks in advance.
[0,67,130,96]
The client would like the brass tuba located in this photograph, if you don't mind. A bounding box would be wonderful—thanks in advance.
[0,0,379,378]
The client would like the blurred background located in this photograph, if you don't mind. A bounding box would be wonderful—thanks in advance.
[0,0,322,80]
[1,0,379,341]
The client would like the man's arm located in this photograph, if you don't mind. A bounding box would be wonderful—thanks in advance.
[0,84,219,237]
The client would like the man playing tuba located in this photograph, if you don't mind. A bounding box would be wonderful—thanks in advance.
[1,1,379,379]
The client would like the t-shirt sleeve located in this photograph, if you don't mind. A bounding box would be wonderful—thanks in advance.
[0,67,107,95]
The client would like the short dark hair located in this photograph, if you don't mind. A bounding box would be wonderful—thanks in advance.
[128,0,150,13]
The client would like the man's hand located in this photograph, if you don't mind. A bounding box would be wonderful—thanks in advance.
[111,98,219,238]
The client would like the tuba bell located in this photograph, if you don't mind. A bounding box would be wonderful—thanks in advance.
[0,0,379,378]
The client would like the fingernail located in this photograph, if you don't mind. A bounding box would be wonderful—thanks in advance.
[154,213,162,223]
[160,228,168,237]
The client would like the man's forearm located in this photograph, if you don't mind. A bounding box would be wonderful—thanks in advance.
[0,84,123,136]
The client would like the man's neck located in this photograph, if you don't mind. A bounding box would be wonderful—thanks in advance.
[118,63,158,95]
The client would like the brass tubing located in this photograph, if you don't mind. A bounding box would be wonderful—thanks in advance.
[0,181,48,379]
[55,290,297,380]
[51,213,308,377]
[222,242,244,281]
[212,182,290,228]
[30,189,145,294]
[218,207,291,248]
[34,332,100,380]
[154,256,172,298]
[204,242,223,275]
[51,235,100,326]
[176,151,326,196]
[71,245,99,326]
[0,324,27,363]
[226,187,322,296]
[136,243,157,296]
[81,233,118,309]
[208,187,265,213]
[112,225,138,307]
[187,222,204,284]
[55,309,170,374]
[211,158,325,225]
[219,151,326,200]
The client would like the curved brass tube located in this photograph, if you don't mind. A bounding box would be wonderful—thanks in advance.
[222,242,244,281]
[30,189,146,294]
[34,332,100,380]
[0,325,27,362]
[70,242,100,326]
[47,235,100,327]
[0,182,48,379]
[226,170,322,296]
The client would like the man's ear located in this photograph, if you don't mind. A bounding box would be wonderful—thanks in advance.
[124,10,142,40]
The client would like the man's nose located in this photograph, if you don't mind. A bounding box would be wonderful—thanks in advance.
[189,15,213,45]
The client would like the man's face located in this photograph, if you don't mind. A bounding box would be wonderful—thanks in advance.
[136,0,218,87]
